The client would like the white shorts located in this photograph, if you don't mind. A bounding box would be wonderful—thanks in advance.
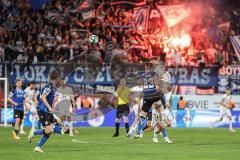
[132,99,142,116]
[25,101,37,113]
[161,108,170,121]
[220,106,231,117]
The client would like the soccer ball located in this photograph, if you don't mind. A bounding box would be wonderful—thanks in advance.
[227,101,235,109]
[89,35,99,43]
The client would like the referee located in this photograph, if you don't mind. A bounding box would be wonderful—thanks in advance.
[113,78,134,137]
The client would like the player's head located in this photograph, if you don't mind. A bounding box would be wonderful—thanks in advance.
[120,78,126,86]
[60,77,66,87]
[49,70,60,87]
[15,79,22,88]
[29,81,36,89]
[226,87,231,95]
[40,82,46,89]
[150,57,160,65]
[145,62,153,71]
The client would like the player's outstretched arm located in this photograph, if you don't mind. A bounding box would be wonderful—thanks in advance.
[42,94,53,113]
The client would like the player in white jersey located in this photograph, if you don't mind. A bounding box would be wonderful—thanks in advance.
[152,59,173,125]
[21,82,37,134]
[54,77,76,136]
[127,76,143,138]
[210,87,236,132]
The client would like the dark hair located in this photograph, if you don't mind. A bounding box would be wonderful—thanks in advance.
[226,87,231,90]
[145,62,153,68]
[29,81,36,85]
[180,96,183,100]
[49,70,59,80]
[15,79,22,84]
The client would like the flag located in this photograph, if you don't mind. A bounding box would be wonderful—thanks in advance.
[230,36,240,61]
[46,9,66,25]
[217,22,230,32]
[110,0,146,6]
[157,4,191,28]
[132,6,149,33]
[78,0,95,20]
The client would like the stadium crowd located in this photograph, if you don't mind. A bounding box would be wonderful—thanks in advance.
[0,0,239,67]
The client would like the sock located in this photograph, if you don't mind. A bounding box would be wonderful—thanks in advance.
[37,120,42,129]
[34,129,44,136]
[125,123,129,133]
[37,134,50,148]
[162,128,167,138]
[20,118,25,132]
[133,125,138,134]
[115,122,120,134]
[53,125,62,134]
[229,119,233,130]
[14,129,19,136]
[137,116,147,135]
[128,126,134,135]
[69,121,73,133]
[31,115,37,130]
[153,127,158,138]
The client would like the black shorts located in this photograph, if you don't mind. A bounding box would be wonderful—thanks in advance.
[116,104,129,119]
[38,110,54,127]
[13,110,24,119]
[142,97,161,113]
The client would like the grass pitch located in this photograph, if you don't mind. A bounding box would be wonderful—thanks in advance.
[0,127,239,160]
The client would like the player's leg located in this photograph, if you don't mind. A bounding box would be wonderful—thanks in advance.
[20,112,27,134]
[210,108,224,128]
[152,105,159,143]
[12,110,22,139]
[144,112,153,132]
[30,108,38,132]
[67,115,73,136]
[113,112,122,137]
[34,124,53,153]
[128,111,139,137]
[123,104,130,134]
[226,110,236,132]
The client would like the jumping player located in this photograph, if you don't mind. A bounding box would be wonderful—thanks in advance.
[136,62,161,137]
[210,87,236,132]
[8,79,25,140]
[28,70,63,153]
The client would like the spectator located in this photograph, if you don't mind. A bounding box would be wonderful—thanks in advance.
[177,96,186,110]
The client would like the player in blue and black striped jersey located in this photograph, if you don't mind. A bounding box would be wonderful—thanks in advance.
[8,79,25,140]
[33,82,46,129]
[28,70,63,153]
[136,62,161,137]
